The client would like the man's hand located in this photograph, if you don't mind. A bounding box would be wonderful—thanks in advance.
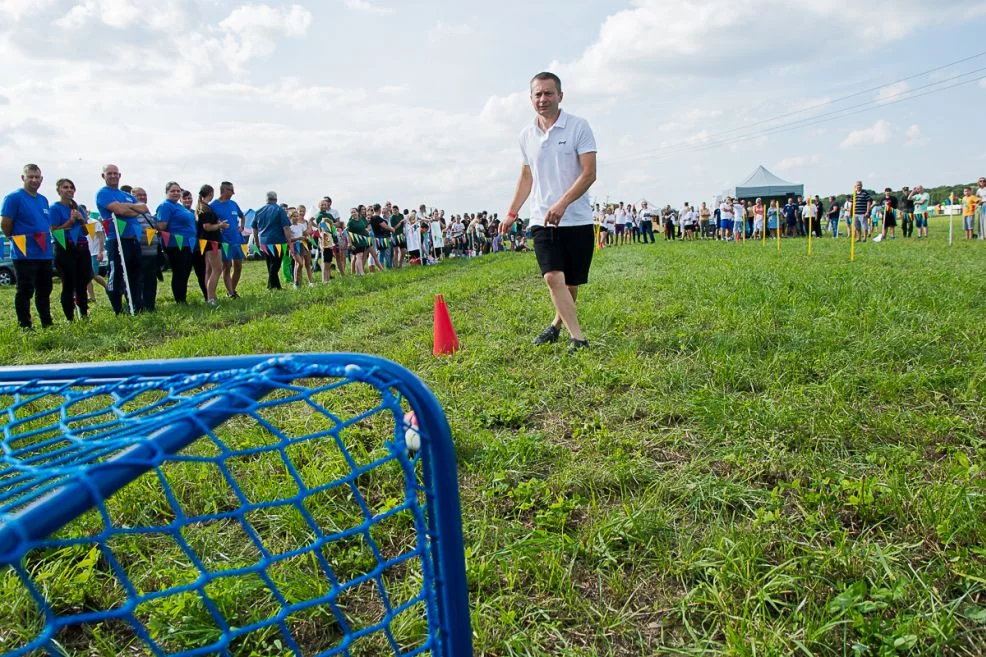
[132,203,149,214]
[499,214,517,236]
[544,200,568,226]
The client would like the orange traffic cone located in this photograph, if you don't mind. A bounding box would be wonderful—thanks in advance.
[433,294,460,356]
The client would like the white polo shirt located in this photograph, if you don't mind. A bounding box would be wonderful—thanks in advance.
[519,110,597,227]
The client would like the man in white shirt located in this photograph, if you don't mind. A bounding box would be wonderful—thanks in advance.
[976,178,986,240]
[639,201,655,244]
[501,71,598,354]
[732,199,745,240]
[719,197,734,240]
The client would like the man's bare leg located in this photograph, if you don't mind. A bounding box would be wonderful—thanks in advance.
[544,272,584,341]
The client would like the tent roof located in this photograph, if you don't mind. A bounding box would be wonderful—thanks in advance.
[732,165,804,199]
[737,165,797,188]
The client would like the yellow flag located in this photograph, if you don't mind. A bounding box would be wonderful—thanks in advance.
[240,243,248,256]
[85,222,96,239]
[145,228,155,245]
[12,234,27,255]
[274,244,282,256]
[198,239,207,254]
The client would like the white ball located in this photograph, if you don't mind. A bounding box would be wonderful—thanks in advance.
[404,427,421,452]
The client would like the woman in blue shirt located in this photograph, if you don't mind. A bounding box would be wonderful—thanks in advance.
[156,181,197,304]
[49,178,91,321]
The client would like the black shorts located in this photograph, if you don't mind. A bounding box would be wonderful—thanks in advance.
[884,213,897,227]
[532,224,595,286]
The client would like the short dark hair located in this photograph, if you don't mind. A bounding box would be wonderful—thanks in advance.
[373,203,381,212]
[884,187,892,192]
[121,185,133,193]
[530,72,562,93]
[181,189,192,199]
[22,163,41,174]
[220,181,233,191]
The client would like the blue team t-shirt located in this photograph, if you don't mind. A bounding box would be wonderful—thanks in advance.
[96,186,141,242]
[210,199,245,245]
[783,203,798,222]
[1,189,53,260]
[155,200,197,243]
[49,202,88,246]
[252,203,291,245]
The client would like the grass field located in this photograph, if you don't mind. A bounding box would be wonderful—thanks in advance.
[1,218,985,656]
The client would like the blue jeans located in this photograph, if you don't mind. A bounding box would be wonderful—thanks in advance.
[831,218,839,237]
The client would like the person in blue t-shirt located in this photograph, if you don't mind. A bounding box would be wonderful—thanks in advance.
[96,164,149,314]
[782,198,799,238]
[49,178,92,322]
[250,191,291,289]
[156,181,197,304]
[210,181,246,299]
[1,163,54,328]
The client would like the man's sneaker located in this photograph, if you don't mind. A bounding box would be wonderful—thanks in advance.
[567,338,590,355]
[533,324,561,346]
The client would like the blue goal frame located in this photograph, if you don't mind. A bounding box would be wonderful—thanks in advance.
[0,353,473,657]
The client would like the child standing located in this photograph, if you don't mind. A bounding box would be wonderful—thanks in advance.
[962,187,978,240]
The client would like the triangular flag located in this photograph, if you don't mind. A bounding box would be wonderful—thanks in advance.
[174,234,184,250]
[198,239,207,254]
[160,230,171,247]
[12,234,26,255]
[85,222,96,239]
[210,240,219,251]
[33,233,47,252]
[221,242,229,256]
[102,220,111,235]
[145,228,155,245]
[52,229,66,249]
[115,218,127,238]
[274,244,282,256]
[240,243,249,256]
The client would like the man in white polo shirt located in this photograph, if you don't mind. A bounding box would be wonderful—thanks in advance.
[500,71,598,354]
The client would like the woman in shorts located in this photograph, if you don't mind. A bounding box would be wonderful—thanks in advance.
[289,211,315,286]
[347,207,370,275]
[752,198,765,240]
[196,185,226,306]
[318,216,335,282]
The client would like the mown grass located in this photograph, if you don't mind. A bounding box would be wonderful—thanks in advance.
[1,218,985,656]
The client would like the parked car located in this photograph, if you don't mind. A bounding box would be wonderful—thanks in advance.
[0,256,14,286]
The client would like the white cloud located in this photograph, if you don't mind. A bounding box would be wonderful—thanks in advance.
[378,84,409,95]
[776,154,822,171]
[428,21,473,43]
[840,120,891,149]
[54,0,188,31]
[905,124,929,146]
[550,0,980,94]
[344,0,394,15]
[876,81,909,102]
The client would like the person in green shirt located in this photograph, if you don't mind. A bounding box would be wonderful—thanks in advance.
[390,204,406,268]
[909,185,930,239]
[347,206,370,275]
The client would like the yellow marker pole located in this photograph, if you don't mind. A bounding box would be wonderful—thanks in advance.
[593,223,600,252]
[807,193,812,256]
[850,190,857,262]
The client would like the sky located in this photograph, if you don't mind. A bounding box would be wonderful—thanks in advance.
[2,0,986,215]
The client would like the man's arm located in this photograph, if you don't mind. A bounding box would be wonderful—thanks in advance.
[1,216,13,238]
[105,201,148,217]
[501,165,534,235]
[545,152,597,226]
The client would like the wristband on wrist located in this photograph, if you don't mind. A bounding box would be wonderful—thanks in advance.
[507,211,518,219]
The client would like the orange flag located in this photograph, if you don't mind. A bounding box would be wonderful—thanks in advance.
[145,228,155,245]
[274,244,282,256]
[240,243,248,256]
[85,222,96,239]
[198,239,207,254]
[12,235,27,255]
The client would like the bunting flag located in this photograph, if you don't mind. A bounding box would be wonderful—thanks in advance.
[174,234,184,250]
[198,239,207,254]
[89,211,100,221]
[240,243,249,256]
[221,242,229,256]
[145,228,155,246]
[114,219,127,239]
[160,230,171,248]
[11,234,26,255]
[85,222,96,239]
[210,241,219,252]
[102,220,111,235]
[274,244,282,257]
[33,233,48,252]
[52,229,66,249]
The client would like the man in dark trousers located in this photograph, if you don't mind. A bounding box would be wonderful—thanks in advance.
[251,191,291,289]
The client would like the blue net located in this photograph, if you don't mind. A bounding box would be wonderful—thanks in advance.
[0,354,471,657]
